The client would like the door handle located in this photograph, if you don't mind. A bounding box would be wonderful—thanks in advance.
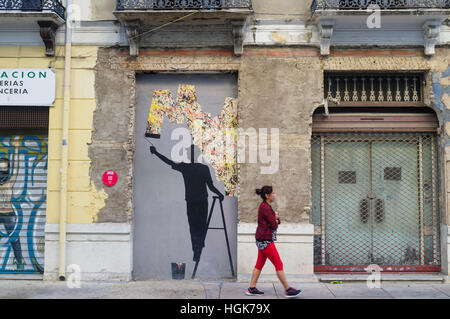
[375,198,384,223]
[360,198,369,223]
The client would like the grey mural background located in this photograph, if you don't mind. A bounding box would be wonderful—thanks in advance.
[133,73,238,280]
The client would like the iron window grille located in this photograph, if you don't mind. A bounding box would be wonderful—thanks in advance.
[324,73,424,105]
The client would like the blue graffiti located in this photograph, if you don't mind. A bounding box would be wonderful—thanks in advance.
[0,135,47,274]
[432,71,449,111]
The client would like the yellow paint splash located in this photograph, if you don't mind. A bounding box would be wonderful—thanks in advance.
[271,32,287,44]
[87,183,108,223]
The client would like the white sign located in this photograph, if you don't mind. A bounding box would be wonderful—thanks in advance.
[0,69,56,106]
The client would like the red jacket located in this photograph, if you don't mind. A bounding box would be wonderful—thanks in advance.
[255,201,281,241]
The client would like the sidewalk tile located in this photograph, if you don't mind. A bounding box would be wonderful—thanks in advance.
[202,282,221,299]
[326,283,391,298]
[335,296,394,299]
[382,284,450,299]
[431,285,450,298]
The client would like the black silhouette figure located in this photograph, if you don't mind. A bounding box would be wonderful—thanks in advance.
[150,145,224,263]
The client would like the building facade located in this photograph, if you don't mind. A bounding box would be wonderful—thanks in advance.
[0,0,449,281]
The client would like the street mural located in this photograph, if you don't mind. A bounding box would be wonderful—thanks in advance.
[0,134,47,274]
[145,83,236,278]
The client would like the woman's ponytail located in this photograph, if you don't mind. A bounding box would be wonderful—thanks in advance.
[255,186,272,201]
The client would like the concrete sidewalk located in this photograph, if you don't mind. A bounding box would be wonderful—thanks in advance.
[0,280,450,299]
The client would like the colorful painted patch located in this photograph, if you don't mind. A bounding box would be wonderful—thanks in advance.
[145,85,238,196]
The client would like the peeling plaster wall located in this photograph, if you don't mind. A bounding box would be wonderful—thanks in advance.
[92,48,240,224]
[91,49,136,223]
[92,46,449,277]
[94,46,450,227]
[0,46,109,225]
[237,54,322,224]
[238,47,450,227]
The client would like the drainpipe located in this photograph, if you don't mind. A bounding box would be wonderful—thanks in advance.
[59,0,72,281]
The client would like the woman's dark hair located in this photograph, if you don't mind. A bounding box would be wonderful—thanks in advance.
[255,186,273,201]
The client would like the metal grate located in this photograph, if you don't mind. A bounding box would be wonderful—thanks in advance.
[324,73,424,105]
[311,132,441,272]
[0,107,49,130]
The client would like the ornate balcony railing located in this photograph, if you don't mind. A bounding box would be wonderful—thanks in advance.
[312,0,450,13]
[0,0,65,19]
[324,73,424,105]
[116,0,252,10]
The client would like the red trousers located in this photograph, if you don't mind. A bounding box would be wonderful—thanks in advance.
[254,242,284,271]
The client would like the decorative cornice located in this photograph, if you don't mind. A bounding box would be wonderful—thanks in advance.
[0,19,448,49]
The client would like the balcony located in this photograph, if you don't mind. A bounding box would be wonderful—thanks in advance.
[117,0,252,10]
[310,0,450,56]
[114,0,253,56]
[0,0,65,21]
[0,0,66,56]
[311,0,450,12]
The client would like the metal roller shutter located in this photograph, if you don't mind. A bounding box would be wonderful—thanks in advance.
[0,132,48,274]
[312,109,439,133]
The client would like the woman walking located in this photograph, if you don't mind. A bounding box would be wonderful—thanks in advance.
[245,186,302,298]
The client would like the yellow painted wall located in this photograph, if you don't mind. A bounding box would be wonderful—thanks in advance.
[0,45,107,224]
